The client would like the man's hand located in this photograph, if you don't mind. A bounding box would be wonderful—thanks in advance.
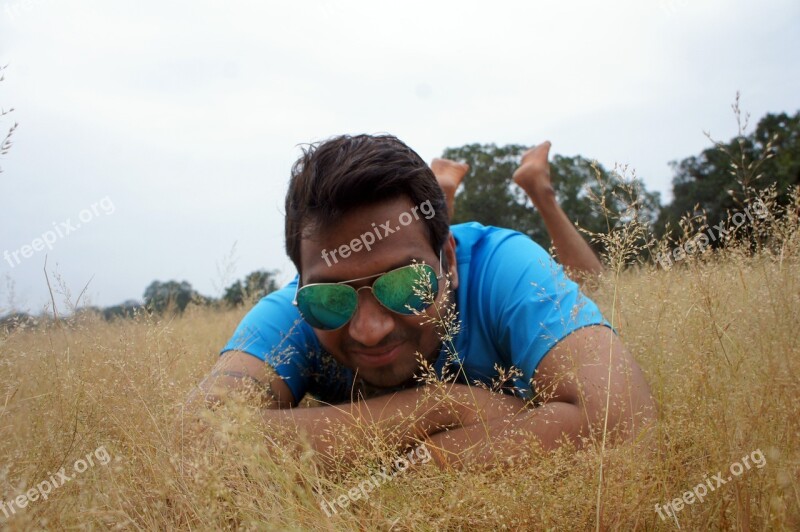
[259,381,528,465]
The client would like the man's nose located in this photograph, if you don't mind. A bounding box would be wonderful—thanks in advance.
[347,288,394,346]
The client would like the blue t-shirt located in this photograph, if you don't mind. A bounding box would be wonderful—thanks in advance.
[220,222,609,403]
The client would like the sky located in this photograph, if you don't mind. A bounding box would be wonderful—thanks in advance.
[1,0,798,314]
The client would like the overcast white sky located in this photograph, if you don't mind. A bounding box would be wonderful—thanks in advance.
[1,0,798,314]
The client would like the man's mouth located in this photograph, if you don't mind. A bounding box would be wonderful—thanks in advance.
[350,343,404,368]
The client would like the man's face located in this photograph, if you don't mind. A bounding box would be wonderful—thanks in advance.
[299,196,458,389]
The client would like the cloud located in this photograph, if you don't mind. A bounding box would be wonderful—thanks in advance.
[1,0,798,310]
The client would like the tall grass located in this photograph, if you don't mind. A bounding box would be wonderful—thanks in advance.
[1,137,798,530]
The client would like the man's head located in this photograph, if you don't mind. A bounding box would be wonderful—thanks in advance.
[284,134,458,388]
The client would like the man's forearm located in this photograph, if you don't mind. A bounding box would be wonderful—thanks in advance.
[263,383,527,462]
[426,401,586,468]
[264,384,454,461]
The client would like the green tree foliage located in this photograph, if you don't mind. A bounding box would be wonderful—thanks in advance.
[133,270,280,317]
[445,143,537,236]
[659,110,800,235]
[143,280,198,314]
[444,144,661,250]
[222,269,279,307]
[102,300,143,320]
[549,154,661,235]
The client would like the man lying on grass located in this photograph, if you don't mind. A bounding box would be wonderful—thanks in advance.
[194,134,656,468]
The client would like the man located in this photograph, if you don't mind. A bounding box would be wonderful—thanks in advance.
[196,134,655,468]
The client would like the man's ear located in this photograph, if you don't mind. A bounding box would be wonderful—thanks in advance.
[443,232,458,290]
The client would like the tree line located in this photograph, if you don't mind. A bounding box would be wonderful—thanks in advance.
[101,269,281,319]
[2,108,797,328]
[0,269,280,330]
[449,109,799,252]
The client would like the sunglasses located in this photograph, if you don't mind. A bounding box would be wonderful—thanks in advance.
[293,252,444,331]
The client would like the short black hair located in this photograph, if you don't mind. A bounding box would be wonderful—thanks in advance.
[284,134,450,273]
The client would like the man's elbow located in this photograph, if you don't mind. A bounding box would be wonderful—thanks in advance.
[183,383,226,414]
[597,384,658,445]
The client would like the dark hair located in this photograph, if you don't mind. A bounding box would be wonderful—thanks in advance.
[285,134,450,273]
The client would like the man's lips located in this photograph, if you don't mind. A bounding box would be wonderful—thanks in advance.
[350,343,404,368]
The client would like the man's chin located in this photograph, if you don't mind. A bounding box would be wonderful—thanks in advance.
[360,369,418,391]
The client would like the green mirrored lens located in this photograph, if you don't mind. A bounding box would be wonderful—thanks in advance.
[373,264,438,314]
[296,284,357,330]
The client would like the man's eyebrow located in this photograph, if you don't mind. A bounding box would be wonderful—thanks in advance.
[305,255,425,284]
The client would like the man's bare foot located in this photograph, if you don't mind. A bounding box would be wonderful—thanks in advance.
[512,141,555,204]
[431,158,469,219]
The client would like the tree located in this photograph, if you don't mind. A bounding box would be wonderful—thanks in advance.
[223,270,279,307]
[659,110,800,236]
[750,111,800,196]
[445,143,539,237]
[102,300,143,321]
[143,280,198,314]
[444,144,661,251]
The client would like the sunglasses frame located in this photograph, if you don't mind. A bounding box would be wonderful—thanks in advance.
[293,250,445,330]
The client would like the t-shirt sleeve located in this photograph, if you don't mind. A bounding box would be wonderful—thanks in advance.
[219,277,316,402]
[484,232,609,395]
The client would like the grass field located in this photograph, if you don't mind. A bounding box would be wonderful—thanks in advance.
[1,187,798,530]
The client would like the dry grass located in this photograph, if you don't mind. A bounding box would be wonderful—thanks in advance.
[2,130,799,529]
[1,212,798,530]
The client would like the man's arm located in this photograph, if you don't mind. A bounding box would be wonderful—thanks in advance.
[261,326,654,468]
[191,328,654,469]
[259,379,528,464]
[258,326,654,468]
[187,349,525,462]
[425,325,657,467]
[188,350,296,409]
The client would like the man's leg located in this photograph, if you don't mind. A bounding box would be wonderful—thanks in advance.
[513,141,604,278]
[431,158,469,219]
[430,145,603,280]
